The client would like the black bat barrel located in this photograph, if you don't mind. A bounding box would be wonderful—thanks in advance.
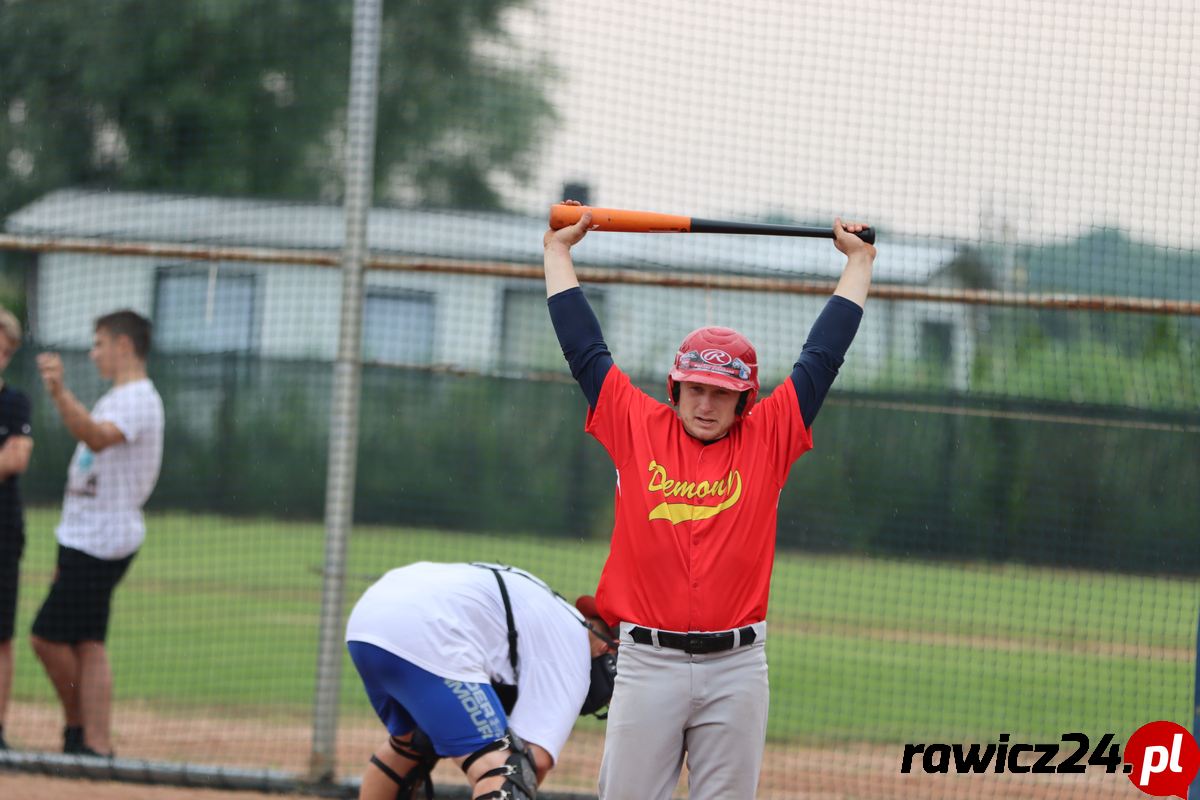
[690,218,876,245]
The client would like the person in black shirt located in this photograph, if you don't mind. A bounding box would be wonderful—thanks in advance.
[0,308,33,751]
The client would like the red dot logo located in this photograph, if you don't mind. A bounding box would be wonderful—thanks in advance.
[1124,721,1200,798]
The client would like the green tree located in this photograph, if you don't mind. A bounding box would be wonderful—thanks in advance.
[0,0,554,217]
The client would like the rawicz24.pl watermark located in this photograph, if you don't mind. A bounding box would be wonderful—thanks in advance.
[900,721,1200,798]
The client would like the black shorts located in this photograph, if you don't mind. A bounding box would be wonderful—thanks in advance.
[0,546,20,642]
[31,545,135,644]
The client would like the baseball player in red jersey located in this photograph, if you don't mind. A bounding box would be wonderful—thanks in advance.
[543,200,877,799]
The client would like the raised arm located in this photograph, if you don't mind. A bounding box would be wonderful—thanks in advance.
[791,219,878,427]
[543,202,612,407]
[37,353,125,452]
[542,201,591,297]
[831,217,877,308]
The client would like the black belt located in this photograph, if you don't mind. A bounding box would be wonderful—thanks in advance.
[629,625,757,654]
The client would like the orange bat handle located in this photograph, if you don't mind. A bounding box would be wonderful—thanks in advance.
[549,204,692,233]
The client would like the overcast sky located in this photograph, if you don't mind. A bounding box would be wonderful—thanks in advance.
[503,0,1198,249]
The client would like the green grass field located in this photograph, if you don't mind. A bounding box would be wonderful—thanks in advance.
[11,508,1197,745]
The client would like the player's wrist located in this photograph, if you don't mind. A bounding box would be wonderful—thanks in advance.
[543,238,574,255]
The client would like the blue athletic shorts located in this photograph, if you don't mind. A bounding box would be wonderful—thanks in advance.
[347,640,509,758]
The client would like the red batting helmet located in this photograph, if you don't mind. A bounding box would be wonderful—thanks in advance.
[667,326,759,415]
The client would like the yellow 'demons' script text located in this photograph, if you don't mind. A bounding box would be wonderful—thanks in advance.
[646,460,743,524]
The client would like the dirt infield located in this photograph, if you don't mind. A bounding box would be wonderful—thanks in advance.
[0,702,1139,799]
[0,774,319,800]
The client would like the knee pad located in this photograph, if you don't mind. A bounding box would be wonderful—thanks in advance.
[369,729,440,800]
[462,729,537,800]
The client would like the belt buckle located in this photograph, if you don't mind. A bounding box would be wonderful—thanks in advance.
[685,632,726,654]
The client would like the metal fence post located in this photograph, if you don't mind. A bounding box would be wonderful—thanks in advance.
[309,0,383,782]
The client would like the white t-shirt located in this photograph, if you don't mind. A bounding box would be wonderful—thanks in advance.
[345,562,591,763]
[57,379,165,560]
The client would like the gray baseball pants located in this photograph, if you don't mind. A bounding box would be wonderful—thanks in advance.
[598,621,769,800]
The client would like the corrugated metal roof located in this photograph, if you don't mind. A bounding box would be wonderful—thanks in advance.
[6,188,957,283]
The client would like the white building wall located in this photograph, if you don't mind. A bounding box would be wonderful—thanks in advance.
[33,254,968,391]
[367,270,499,372]
[258,264,340,360]
[35,253,157,346]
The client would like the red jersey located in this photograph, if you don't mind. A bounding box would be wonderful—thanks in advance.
[585,365,813,632]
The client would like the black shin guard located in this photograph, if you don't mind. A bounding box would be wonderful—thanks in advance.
[369,729,440,800]
[463,730,537,800]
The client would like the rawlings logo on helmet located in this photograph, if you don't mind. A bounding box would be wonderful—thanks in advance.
[667,326,759,415]
[700,349,732,365]
[677,350,752,382]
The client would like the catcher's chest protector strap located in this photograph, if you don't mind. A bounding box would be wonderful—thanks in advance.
[485,567,520,679]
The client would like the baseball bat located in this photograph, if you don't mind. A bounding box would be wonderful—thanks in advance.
[549,204,875,245]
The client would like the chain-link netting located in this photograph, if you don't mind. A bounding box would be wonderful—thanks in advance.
[0,2,1197,798]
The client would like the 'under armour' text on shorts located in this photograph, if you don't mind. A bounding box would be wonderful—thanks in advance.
[347,640,509,758]
[31,545,135,644]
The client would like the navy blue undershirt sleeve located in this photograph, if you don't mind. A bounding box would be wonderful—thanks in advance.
[547,287,613,408]
[792,295,864,428]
